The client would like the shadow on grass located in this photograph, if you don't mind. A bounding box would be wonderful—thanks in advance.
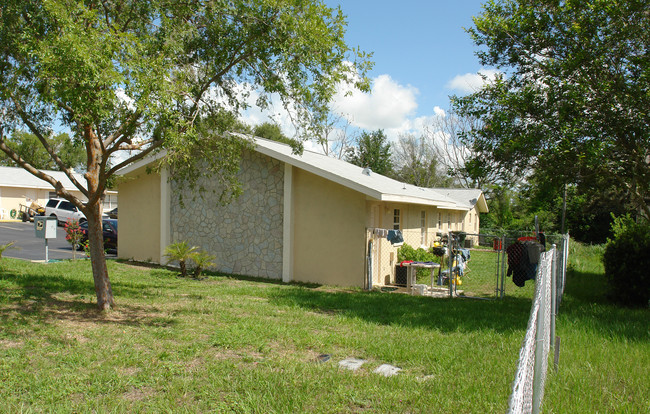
[266,287,534,334]
[559,269,649,342]
[0,265,178,329]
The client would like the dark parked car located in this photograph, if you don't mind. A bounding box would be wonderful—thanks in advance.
[79,219,118,250]
[107,207,118,219]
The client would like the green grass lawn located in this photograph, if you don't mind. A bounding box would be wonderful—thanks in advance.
[0,244,647,413]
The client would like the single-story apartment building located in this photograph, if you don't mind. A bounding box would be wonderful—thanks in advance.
[0,166,118,219]
[117,136,487,288]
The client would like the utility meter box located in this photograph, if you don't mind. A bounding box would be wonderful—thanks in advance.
[34,216,57,239]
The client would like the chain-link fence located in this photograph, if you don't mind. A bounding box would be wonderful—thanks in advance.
[365,227,569,412]
[506,235,569,414]
[365,227,567,300]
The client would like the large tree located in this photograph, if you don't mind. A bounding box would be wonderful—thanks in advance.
[0,130,85,170]
[424,109,503,189]
[345,129,393,176]
[392,132,452,188]
[0,0,370,310]
[454,0,650,218]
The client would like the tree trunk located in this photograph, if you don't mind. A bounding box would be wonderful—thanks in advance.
[86,201,115,310]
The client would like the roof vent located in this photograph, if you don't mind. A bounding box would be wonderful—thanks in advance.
[362,167,372,176]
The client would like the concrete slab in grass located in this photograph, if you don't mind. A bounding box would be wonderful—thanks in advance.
[374,364,402,377]
[338,358,366,371]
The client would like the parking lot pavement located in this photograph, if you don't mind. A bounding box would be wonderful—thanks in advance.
[0,221,116,262]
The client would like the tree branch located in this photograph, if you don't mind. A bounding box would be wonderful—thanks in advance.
[10,94,89,197]
[106,140,163,177]
[0,137,85,204]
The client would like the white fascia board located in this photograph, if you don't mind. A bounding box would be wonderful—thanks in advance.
[436,205,471,211]
[116,150,168,176]
[379,194,458,208]
[1,182,55,190]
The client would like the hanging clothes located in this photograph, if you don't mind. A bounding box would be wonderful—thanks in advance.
[387,230,404,246]
[506,241,543,287]
[373,228,388,238]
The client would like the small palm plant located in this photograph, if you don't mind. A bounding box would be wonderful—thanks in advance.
[0,241,16,261]
[190,251,216,279]
[163,241,198,277]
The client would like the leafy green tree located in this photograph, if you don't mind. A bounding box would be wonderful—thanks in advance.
[346,130,393,176]
[0,0,370,310]
[253,122,293,145]
[480,185,515,230]
[521,168,630,242]
[0,130,85,170]
[454,0,650,219]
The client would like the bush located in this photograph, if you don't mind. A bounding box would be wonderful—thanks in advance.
[164,241,216,278]
[602,215,650,308]
[63,219,84,259]
[397,243,437,263]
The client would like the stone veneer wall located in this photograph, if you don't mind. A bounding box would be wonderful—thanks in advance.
[170,150,284,279]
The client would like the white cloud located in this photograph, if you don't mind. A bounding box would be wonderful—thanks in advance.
[333,74,419,131]
[446,69,500,94]
[115,88,136,112]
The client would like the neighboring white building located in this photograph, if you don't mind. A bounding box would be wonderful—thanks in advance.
[0,166,118,219]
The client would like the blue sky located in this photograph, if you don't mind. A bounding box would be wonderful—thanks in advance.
[245,0,497,145]
[318,0,494,140]
[328,0,488,111]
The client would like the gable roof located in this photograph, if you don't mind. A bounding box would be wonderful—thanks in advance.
[433,187,489,213]
[0,165,118,196]
[247,135,459,208]
[118,134,486,211]
[0,165,85,191]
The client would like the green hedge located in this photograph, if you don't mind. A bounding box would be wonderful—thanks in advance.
[397,243,438,263]
[602,216,650,308]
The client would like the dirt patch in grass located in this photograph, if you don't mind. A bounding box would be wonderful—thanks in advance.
[117,366,140,377]
[0,339,23,349]
[37,295,174,330]
[122,386,156,401]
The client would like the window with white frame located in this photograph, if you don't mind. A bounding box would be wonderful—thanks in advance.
[393,209,401,230]
[438,212,442,229]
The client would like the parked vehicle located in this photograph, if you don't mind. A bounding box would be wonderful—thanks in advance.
[18,202,45,222]
[44,198,86,225]
[107,207,118,219]
[79,219,118,250]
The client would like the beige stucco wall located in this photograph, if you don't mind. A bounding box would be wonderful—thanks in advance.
[117,167,161,262]
[368,203,475,286]
[291,167,367,287]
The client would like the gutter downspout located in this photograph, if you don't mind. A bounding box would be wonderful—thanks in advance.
[367,239,373,290]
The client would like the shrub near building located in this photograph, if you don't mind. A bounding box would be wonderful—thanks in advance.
[603,216,650,308]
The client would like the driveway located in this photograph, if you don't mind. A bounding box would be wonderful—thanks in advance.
[0,221,116,261]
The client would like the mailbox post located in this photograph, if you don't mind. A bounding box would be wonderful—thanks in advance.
[34,216,58,262]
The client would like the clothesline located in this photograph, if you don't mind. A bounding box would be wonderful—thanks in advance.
[370,227,404,246]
